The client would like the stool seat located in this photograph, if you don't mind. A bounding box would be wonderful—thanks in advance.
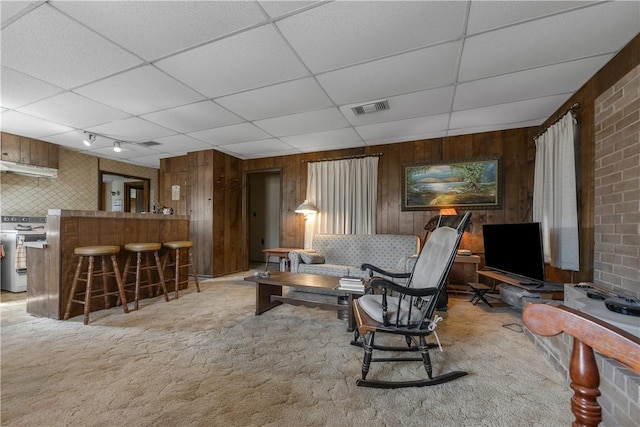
[74,245,120,256]
[124,242,162,252]
[163,241,193,250]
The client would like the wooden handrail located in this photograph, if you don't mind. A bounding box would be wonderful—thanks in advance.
[522,303,640,427]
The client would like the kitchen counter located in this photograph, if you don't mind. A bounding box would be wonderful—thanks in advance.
[27,209,190,319]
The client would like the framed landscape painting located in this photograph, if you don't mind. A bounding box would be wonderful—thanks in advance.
[401,156,502,211]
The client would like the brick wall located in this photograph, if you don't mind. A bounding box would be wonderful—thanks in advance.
[594,64,640,298]
[592,64,640,426]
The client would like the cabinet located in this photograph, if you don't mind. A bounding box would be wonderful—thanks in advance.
[185,150,243,277]
[1,133,22,162]
[0,133,59,168]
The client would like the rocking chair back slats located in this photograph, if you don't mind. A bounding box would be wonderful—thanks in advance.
[351,212,472,388]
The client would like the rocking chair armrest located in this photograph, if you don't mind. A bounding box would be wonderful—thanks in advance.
[361,263,411,279]
[369,276,439,298]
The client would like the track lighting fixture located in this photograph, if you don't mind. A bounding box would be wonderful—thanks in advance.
[83,132,96,147]
[113,141,122,153]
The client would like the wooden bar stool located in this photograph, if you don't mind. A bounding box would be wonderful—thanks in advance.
[162,240,200,299]
[122,243,169,310]
[63,245,129,325]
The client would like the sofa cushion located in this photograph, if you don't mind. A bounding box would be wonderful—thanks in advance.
[297,263,350,277]
[300,252,325,264]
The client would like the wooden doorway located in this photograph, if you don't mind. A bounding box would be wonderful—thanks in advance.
[246,170,281,267]
[99,172,150,213]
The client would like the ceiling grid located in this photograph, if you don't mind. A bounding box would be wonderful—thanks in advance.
[1,1,637,167]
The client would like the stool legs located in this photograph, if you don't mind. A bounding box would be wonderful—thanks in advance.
[164,247,200,299]
[188,249,200,293]
[122,249,169,310]
[64,252,129,325]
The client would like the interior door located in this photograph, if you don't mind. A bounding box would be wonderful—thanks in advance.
[248,172,281,263]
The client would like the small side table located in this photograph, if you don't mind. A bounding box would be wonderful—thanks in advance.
[468,282,494,307]
[262,248,303,271]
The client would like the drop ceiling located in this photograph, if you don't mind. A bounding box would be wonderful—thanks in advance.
[1,1,638,168]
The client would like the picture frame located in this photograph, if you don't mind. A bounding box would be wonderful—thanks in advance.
[401,156,502,211]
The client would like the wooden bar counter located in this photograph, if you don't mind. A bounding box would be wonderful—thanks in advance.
[26,209,190,319]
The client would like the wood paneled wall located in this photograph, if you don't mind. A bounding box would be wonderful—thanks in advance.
[244,127,540,269]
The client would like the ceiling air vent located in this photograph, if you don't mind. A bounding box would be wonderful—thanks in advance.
[138,141,161,147]
[351,99,389,115]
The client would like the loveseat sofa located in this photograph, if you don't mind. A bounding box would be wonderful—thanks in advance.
[288,233,420,280]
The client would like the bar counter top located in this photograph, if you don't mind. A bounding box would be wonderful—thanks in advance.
[47,209,189,220]
[27,210,190,319]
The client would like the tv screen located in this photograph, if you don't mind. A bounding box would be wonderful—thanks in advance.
[482,222,546,282]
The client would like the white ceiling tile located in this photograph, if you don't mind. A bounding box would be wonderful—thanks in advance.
[75,65,204,116]
[276,1,467,72]
[0,111,73,138]
[156,25,309,98]
[0,67,64,109]
[17,92,130,129]
[281,128,363,149]
[141,101,243,133]
[51,1,267,60]
[87,143,162,166]
[356,114,450,141]
[86,117,176,142]
[220,139,293,156]
[254,108,349,137]
[459,1,640,81]
[1,4,142,89]
[188,123,271,146]
[259,1,325,19]
[363,131,448,147]
[317,41,461,105]
[216,78,334,121]
[447,119,544,137]
[151,134,215,153]
[341,86,455,127]
[1,1,37,25]
[454,55,612,111]
[467,1,593,34]
[450,94,569,130]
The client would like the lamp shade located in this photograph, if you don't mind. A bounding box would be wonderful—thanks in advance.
[295,200,318,215]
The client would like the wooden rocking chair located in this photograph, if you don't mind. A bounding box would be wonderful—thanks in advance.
[351,212,471,388]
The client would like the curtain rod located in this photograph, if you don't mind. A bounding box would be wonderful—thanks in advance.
[535,102,581,140]
[302,152,383,163]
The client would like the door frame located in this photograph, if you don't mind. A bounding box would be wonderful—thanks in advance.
[243,168,282,271]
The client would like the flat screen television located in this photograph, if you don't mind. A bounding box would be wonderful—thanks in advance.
[482,222,546,283]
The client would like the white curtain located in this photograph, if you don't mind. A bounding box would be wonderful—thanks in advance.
[533,112,579,271]
[303,156,379,248]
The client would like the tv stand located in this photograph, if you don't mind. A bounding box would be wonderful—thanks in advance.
[478,270,563,300]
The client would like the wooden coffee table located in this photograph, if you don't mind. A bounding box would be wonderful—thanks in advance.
[244,271,364,331]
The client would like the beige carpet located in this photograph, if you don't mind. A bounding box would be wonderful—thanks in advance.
[1,270,572,427]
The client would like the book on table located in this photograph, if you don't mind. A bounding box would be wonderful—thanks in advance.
[338,276,365,291]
